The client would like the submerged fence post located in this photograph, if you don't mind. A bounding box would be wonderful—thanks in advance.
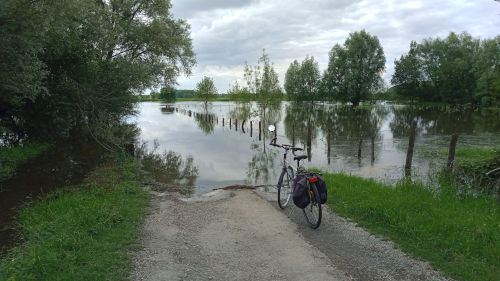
[307,123,312,162]
[222,118,224,126]
[447,133,459,171]
[230,119,232,129]
[405,120,417,178]
[371,135,375,165]
[258,121,261,141]
[327,132,331,165]
[242,120,245,134]
[250,121,253,137]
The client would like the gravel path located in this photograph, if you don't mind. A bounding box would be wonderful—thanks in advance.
[130,189,451,281]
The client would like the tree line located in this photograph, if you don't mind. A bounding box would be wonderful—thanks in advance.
[205,30,499,107]
[392,32,500,106]
[0,0,195,144]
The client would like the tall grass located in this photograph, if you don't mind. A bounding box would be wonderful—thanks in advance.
[324,173,499,281]
[0,156,150,281]
[451,147,499,196]
[0,142,50,181]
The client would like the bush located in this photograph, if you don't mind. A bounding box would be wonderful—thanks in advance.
[451,147,500,196]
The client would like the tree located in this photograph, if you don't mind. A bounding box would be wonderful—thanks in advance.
[226,81,252,102]
[299,56,321,103]
[195,77,217,107]
[0,0,195,143]
[285,56,321,103]
[436,33,479,104]
[392,32,491,105]
[243,49,283,103]
[160,86,176,102]
[474,36,500,106]
[323,30,385,106]
[284,60,301,100]
[391,41,423,102]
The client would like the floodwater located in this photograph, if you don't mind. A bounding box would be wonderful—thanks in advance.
[132,101,500,195]
[0,141,105,253]
[1,101,498,252]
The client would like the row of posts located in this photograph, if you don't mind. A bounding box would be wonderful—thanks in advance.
[174,107,276,141]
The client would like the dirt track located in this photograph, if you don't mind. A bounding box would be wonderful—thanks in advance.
[130,189,451,281]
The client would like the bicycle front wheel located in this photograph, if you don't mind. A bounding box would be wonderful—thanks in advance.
[302,181,322,229]
[277,166,294,209]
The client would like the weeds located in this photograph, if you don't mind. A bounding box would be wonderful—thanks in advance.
[324,173,499,281]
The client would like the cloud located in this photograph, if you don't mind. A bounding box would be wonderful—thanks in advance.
[171,0,500,91]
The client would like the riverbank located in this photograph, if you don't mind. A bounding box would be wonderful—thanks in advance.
[0,142,50,181]
[0,155,150,281]
[323,173,499,281]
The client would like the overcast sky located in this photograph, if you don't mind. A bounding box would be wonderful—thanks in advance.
[170,0,500,92]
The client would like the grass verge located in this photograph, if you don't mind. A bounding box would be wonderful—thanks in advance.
[0,155,150,281]
[323,173,499,281]
[0,142,51,181]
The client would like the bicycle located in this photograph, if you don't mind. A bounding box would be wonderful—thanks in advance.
[268,125,322,229]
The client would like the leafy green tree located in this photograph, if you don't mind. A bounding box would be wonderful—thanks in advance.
[150,91,160,99]
[392,32,497,105]
[226,81,252,102]
[299,56,321,103]
[285,56,321,103]
[0,0,195,143]
[391,41,423,102]
[284,60,301,100]
[160,86,176,102]
[243,49,283,103]
[195,76,218,107]
[257,50,283,102]
[436,33,479,104]
[323,30,385,106]
[474,36,500,106]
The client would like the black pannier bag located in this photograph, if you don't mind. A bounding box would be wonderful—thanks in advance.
[292,174,310,208]
[316,176,327,204]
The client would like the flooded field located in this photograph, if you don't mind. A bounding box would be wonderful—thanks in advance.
[1,101,498,251]
[132,101,500,195]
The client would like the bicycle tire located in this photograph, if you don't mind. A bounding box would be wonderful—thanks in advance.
[277,166,294,209]
[302,181,322,229]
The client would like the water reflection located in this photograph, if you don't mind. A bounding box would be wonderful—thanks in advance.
[138,143,199,195]
[247,139,278,185]
[194,111,216,135]
[135,102,500,194]
[284,103,318,161]
[160,105,175,114]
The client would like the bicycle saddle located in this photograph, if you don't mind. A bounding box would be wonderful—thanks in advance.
[294,155,308,161]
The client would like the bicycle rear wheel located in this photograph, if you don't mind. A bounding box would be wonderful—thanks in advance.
[302,181,322,229]
[277,166,294,209]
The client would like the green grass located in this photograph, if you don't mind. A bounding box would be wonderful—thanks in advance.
[0,142,51,181]
[0,156,150,281]
[323,173,499,281]
[175,97,231,102]
[454,147,498,164]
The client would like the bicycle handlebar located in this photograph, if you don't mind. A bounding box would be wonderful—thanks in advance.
[269,138,303,151]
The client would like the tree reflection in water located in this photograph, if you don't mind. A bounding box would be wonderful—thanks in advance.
[284,103,318,161]
[246,102,282,185]
[138,142,199,195]
[194,110,216,135]
[246,139,278,186]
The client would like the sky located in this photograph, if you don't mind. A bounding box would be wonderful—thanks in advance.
[170,0,500,92]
